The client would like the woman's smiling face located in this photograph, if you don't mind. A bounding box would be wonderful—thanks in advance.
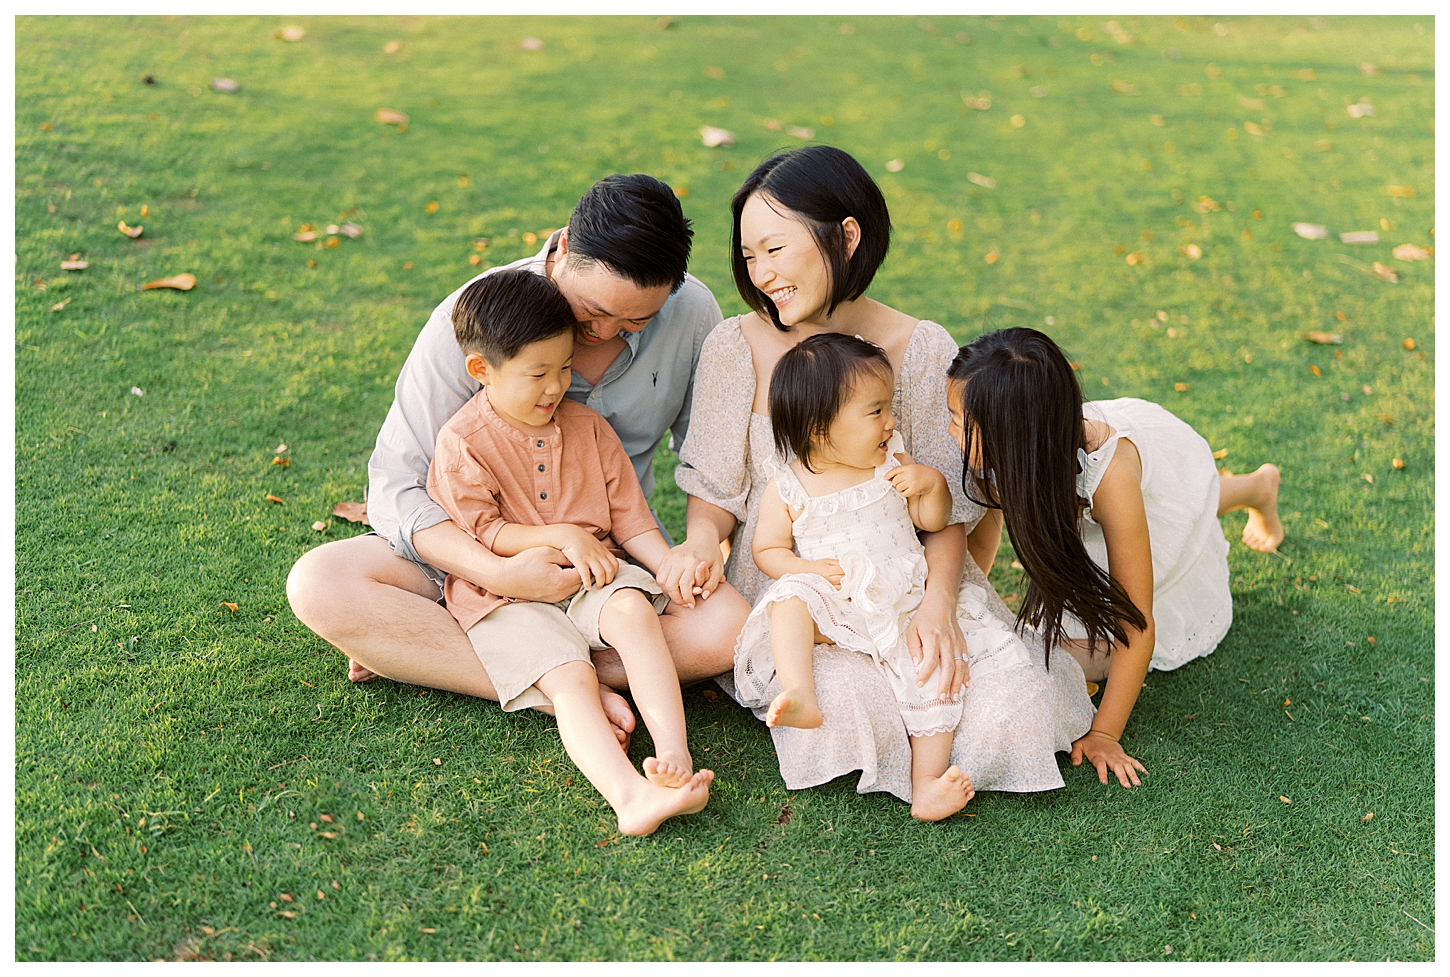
[738,192,836,327]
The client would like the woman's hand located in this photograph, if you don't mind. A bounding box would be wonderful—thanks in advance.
[906,591,968,698]
[656,536,725,607]
[1071,730,1147,788]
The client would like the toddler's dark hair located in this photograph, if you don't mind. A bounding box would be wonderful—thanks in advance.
[947,327,1147,665]
[452,269,577,366]
[770,332,892,474]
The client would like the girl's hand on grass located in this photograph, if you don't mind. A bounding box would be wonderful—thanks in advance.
[1071,730,1146,788]
[907,591,967,695]
[656,536,725,607]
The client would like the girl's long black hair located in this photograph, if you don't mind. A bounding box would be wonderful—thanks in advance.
[947,327,1147,665]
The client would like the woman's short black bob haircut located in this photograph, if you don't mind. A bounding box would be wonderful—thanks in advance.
[567,174,693,293]
[769,332,893,474]
[731,145,892,331]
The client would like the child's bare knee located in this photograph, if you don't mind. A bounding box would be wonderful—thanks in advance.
[542,659,598,690]
[768,596,809,621]
[600,588,657,629]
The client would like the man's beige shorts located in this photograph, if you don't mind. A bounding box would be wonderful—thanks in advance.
[465,563,669,713]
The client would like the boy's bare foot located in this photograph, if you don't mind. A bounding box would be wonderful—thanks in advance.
[348,659,378,682]
[765,689,823,729]
[643,755,693,788]
[599,688,637,749]
[1241,463,1284,552]
[911,765,975,822]
[616,769,714,836]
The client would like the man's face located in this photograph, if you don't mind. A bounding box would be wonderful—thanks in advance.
[550,237,674,346]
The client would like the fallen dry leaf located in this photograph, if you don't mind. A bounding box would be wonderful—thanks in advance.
[673,186,689,198]
[1361,472,1374,484]
[1182,244,1202,259]
[265,494,285,504]
[1361,812,1374,822]
[1010,114,1026,128]
[1242,121,1265,137]
[1346,102,1374,118]
[356,811,365,821]
[966,172,996,189]
[277,26,305,42]
[469,254,483,266]
[1392,458,1405,469]
[762,117,783,131]
[332,501,370,525]
[787,125,815,140]
[1085,681,1100,697]
[279,892,294,902]
[278,910,297,919]
[702,66,725,79]
[1310,364,1322,377]
[1174,382,1189,392]
[1391,243,1430,261]
[947,218,963,233]
[1304,331,1342,344]
[118,221,143,238]
[1291,222,1327,239]
[961,91,991,110]
[1359,61,1379,76]
[211,78,239,93]
[1238,95,1266,110]
[885,159,904,173]
[317,831,338,840]
[220,602,239,612]
[1383,185,1415,198]
[375,107,409,126]
[51,298,71,312]
[272,456,289,466]
[142,273,196,291]
[1371,262,1398,283]
[1377,414,1394,424]
[518,37,544,51]
[421,928,436,934]
[1125,252,1145,266]
[1212,448,1230,460]
[1340,231,1379,245]
[339,222,362,239]
[522,231,538,245]
[984,250,999,265]
[1280,796,1292,804]
[1402,337,1416,350]
[294,230,317,242]
[383,40,401,54]
[61,259,88,270]
[312,520,328,531]
[320,814,333,823]
[699,125,735,148]
[131,386,144,396]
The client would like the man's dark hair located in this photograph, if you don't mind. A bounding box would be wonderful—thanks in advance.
[769,332,893,474]
[452,268,576,366]
[566,174,693,292]
[731,145,892,331]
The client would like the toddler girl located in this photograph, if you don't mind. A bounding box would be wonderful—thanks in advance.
[946,327,1283,788]
[735,333,974,821]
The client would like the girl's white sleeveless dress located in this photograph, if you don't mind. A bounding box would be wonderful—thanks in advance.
[734,434,963,736]
[1069,398,1233,670]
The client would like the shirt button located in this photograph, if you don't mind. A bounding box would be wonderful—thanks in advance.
[535,439,544,447]
[538,464,546,472]
[539,492,548,500]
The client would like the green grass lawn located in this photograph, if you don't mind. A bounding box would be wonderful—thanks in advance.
[14,14,1434,960]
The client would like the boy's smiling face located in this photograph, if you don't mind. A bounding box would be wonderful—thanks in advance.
[465,331,575,433]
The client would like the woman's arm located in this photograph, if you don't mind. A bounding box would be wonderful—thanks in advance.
[965,508,1004,576]
[1070,440,1156,788]
[908,523,970,698]
[655,495,738,606]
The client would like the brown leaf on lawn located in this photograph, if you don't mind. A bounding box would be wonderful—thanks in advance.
[311,520,328,531]
[1182,244,1202,259]
[1361,473,1374,484]
[383,40,401,54]
[276,26,305,42]
[961,91,992,110]
[1304,331,1342,344]
[1402,337,1416,350]
[265,494,285,504]
[1309,364,1321,377]
[294,230,317,242]
[787,125,815,140]
[317,831,338,839]
[984,250,999,264]
[763,117,783,131]
[1125,252,1145,266]
[1336,310,1349,322]
[317,890,326,901]
[1383,185,1415,198]
[61,259,88,270]
[966,172,996,189]
[699,126,735,148]
[319,814,333,823]
[702,66,725,79]
[1392,243,1430,261]
[469,254,483,266]
[777,804,793,825]
[211,78,239,93]
[1085,681,1100,696]
[277,910,297,919]
[356,811,365,821]
[220,602,239,612]
[272,456,290,466]
[1339,230,1378,244]
[1361,812,1374,821]
[1371,262,1398,283]
[375,108,409,126]
[51,298,71,312]
[142,273,197,290]
[332,501,370,525]
[701,688,718,701]
[1212,448,1229,460]
[1174,382,1189,392]
[1280,796,1292,804]
[1346,102,1374,118]
[425,201,439,214]
[1392,458,1405,469]
[519,37,544,51]
[279,892,293,902]
[1291,222,1327,239]
[118,221,144,238]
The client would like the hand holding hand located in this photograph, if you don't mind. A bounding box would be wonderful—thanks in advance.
[655,536,725,607]
[1071,730,1146,788]
[497,546,582,603]
[557,527,619,590]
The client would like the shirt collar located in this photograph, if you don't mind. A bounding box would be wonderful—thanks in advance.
[473,389,561,448]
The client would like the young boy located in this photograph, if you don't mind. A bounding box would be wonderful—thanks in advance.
[427,269,712,836]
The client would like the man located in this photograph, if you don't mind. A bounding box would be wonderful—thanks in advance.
[287,175,749,735]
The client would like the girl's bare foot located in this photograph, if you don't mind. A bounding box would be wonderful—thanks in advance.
[643,755,693,788]
[348,659,378,683]
[1241,463,1284,552]
[911,765,975,822]
[765,689,823,729]
[616,769,714,836]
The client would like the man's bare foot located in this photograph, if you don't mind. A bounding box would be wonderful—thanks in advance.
[1241,463,1284,552]
[911,765,975,822]
[643,754,693,788]
[599,687,636,749]
[348,659,378,683]
[765,689,823,729]
[615,769,714,836]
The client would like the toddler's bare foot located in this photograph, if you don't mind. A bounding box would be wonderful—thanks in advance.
[1241,463,1284,552]
[348,659,378,683]
[911,765,975,822]
[765,689,823,729]
[643,754,694,788]
[616,769,714,836]
[598,687,636,749]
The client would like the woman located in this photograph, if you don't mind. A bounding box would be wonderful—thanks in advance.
[657,146,1094,801]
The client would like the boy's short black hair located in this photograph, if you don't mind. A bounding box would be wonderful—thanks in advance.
[731,145,892,331]
[452,268,577,366]
[566,174,693,292]
[769,332,893,474]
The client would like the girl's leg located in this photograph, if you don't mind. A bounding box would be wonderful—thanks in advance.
[1218,464,1283,552]
[533,660,713,837]
[598,589,692,788]
[908,731,975,822]
[764,597,824,729]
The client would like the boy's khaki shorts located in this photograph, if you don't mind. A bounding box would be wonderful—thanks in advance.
[465,563,669,713]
